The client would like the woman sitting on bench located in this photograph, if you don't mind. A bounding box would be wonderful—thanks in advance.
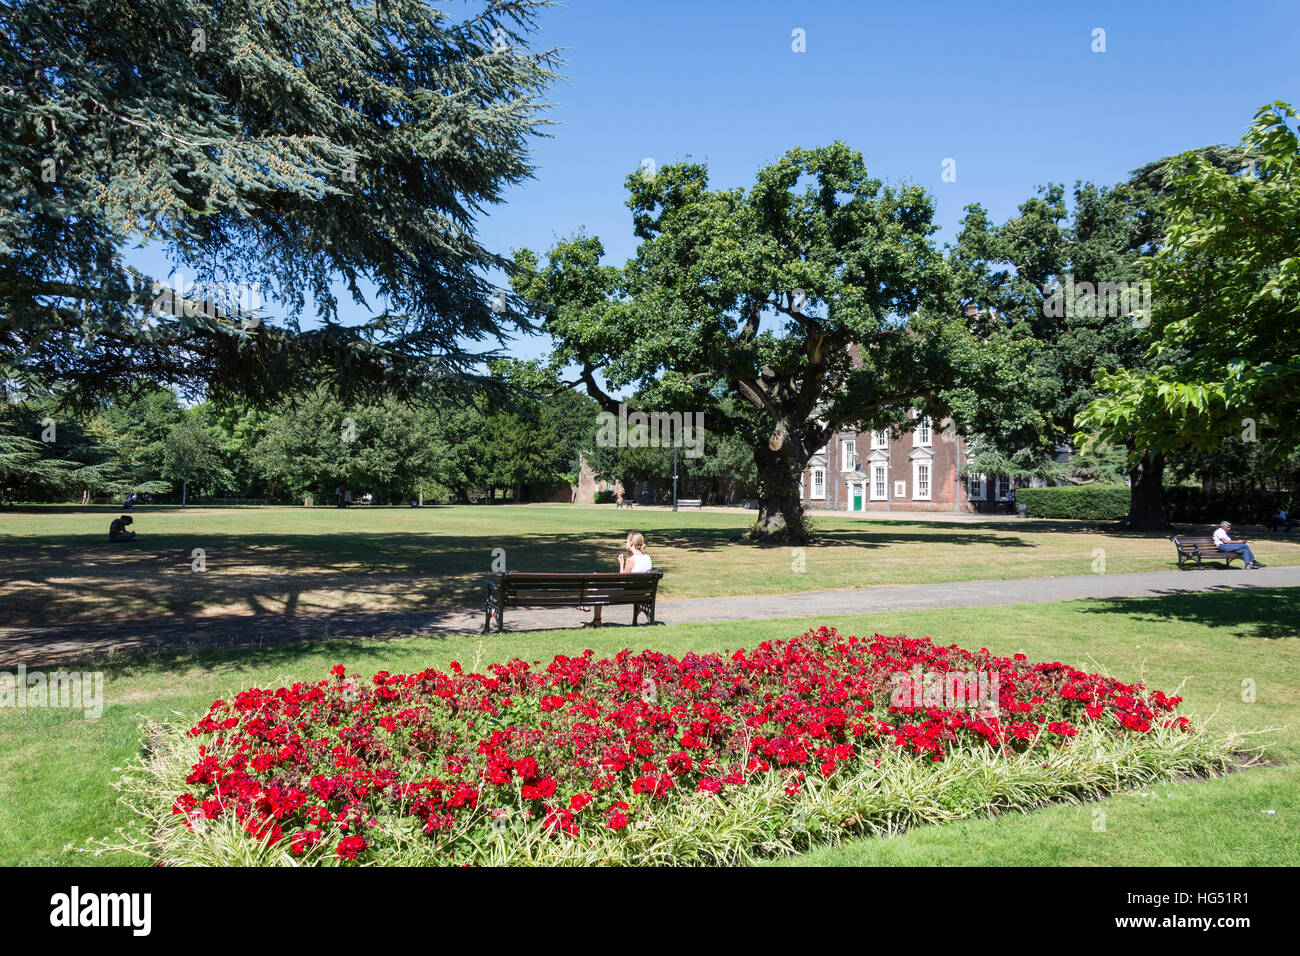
[590,532,653,625]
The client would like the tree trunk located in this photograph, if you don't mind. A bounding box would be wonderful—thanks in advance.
[1125,450,1167,530]
[514,480,522,504]
[749,445,809,543]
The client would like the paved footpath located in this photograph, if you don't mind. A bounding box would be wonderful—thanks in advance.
[4,565,1299,668]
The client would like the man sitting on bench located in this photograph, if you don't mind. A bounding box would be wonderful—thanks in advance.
[109,514,137,542]
[1213,521,1262,569]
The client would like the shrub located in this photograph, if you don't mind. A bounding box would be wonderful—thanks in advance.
[593,489,617,504]
[109,628,1242,866]
[1016,484,1129,520]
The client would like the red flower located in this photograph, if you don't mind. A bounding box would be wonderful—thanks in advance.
[521,777,557,800]
[335,835,367,860]
[175,629,1190,861]
[291,830,323,856]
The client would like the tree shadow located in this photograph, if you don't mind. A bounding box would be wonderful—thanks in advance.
[1076,585,1300,640]
[92,630,457,681]
[0,520,1063,629]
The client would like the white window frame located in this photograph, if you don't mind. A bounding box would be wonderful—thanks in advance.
[811,467,826,500]
[912,460,931,501]
[841,438,857,472]
[870,430,889,451]
[968,473,986,501]
[996,475,1012,500]
[916,416,932,447]
[871,462,887,501]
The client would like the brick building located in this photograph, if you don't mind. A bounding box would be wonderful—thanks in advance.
[573,452,623,504]
[800,412,1040,514]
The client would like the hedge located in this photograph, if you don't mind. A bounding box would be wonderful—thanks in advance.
[1015,485,1129,521]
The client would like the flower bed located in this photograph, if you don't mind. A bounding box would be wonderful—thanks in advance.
[117,627,1240,866]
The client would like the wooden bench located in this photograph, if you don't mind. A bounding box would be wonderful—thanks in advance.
[482,571,663,633]
[1170,535,1245,570]
[676,498,702,508]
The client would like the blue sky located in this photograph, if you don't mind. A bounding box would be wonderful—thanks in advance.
[135,0,1299,364]
[482,0,1296,261]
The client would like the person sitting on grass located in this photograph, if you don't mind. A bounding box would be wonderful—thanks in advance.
[1213,520,1263,569]
[109,514,137,542]
[589,532,653,626]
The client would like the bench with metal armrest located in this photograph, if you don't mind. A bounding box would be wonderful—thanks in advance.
[482,570,663,632]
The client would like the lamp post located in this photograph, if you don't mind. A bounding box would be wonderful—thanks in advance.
[672,443,678,511]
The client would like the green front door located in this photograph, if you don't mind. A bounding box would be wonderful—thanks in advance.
[852,484,863,511]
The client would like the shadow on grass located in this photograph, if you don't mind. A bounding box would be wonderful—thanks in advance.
[95,631,457,681]
[0,521,1059,626]
[31,584,1300,678]
[1077,585,1300,640]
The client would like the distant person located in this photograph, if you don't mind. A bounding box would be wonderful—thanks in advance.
[123,492,136,510]
[109,514,137,542]
[1213,521,1263,569]
[361,492,372,505]
[343,488,353,507]
[589,533,654,626]
[1268,507,1296,532]
[335,485,344,508]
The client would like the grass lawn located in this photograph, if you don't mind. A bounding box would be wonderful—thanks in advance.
[2,586,1296,866]
[5,503,1299,629]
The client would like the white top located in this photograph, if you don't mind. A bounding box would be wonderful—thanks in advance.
[1213,527,1231,547]
[628,552,653,573]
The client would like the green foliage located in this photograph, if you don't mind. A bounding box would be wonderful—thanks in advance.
[584,395,757,496]
[1015,485,1129,521]
[1,370,600,504]
[1079,102,1300,455]
[955,143,1248,477]
[1060,440,1131,485]
[1,0,558,407]
[0,429,68,493]
[515,143,1038,539]
[161,416,234,500]
[0,387,182,498]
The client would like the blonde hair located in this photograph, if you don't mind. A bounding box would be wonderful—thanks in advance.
[626,532,646,551]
